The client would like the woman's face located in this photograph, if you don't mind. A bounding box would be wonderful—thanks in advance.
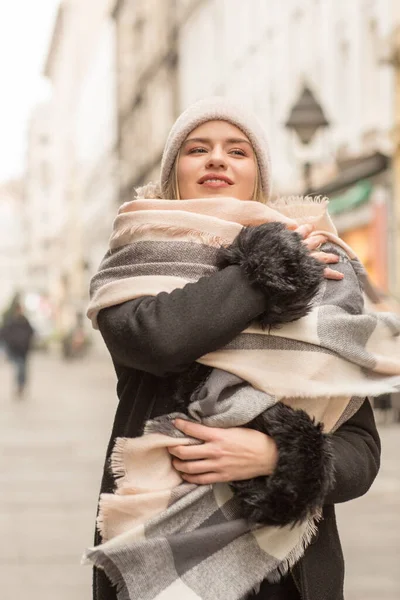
[177,120,257,201]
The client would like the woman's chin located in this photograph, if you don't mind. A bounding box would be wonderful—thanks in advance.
[194,186,240,200]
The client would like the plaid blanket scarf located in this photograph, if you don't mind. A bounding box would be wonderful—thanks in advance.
[84,197,400,600]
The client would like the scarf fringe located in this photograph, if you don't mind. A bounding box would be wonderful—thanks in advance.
[111,223,228,250]
[272,194,329,207]
[89,509,321,599]
[269,195,330,224]
[95,437,131,541]
[96,496,110,541]
[134,181,162,199]
[110,437,129,484]
[82,549,131,600]
[95,437,133,541]
[265,512,321,584]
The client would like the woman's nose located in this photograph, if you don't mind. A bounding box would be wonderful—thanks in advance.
[205,148,227,169]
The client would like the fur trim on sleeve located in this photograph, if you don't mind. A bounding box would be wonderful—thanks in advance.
[230,403,335,526]
[216,222,324,326]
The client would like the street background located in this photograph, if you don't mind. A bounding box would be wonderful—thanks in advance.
[1,1,400,599]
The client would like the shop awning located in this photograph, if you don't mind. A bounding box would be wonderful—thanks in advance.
[328,180,373,215]
[309,152,389,196]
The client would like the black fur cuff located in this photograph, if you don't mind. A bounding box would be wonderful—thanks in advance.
[216,223,324,326]
[230,403,334,526]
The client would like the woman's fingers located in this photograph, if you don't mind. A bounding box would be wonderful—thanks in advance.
[278,215,298,229]
[169,444,211,460]
[299,231,344,279]
[173,418,219,442]
[302,234,328,251]
[324,267,344,280]
[181,472,223,485]
[294,223,315,238]
[311,251,340,265]
[172,458,216,475]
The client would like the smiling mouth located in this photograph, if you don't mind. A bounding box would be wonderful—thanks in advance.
[198,176,233,187]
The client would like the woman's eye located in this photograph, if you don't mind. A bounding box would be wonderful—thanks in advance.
[188,147,207,154]
[230,149,246,156]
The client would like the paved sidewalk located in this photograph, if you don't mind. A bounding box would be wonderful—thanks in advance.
[0,350,116,600]
[0,350,399,599]
[337,422,400,600]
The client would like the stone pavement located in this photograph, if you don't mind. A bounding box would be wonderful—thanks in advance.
[0,350,399,600]
[0,349,116,600]
[336,420,400,600]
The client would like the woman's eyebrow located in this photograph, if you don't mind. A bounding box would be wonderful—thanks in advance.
[226,138,252,145]
[183,137,252,145]
[183,137,211,145]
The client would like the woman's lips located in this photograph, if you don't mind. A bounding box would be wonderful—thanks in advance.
[199,178,232,188]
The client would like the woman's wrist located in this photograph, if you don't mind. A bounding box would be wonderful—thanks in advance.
[230,404,335,526]
[255,432,278,476]
[216,223,324,327]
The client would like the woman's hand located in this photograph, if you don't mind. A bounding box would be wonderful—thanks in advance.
[168,419,278,485]
[295,224,344,281]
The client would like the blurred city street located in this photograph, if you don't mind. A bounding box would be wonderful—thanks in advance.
[0,349,399,600]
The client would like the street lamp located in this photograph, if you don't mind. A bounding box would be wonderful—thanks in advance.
[285,84,330,192]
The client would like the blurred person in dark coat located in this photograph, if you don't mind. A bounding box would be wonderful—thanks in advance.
[373,393,392,424]
[1,302,35,398]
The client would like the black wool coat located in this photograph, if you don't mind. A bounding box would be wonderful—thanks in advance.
[93,264,381,600]
[1,314,34,358]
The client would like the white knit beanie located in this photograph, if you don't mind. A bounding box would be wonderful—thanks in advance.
[160,97,272,200]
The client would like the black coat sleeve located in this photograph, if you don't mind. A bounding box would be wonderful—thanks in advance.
[97,265,267,376]
[324,398,381,504]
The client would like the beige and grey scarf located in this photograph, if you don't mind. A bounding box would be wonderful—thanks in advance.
[84,196,400,600]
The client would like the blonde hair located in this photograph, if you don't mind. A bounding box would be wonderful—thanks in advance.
[163,150,182,200]
[163,151,266,204]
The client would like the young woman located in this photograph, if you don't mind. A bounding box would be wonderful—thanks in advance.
[92,98,380,600]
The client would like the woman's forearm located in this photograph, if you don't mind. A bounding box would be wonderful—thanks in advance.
[98,265,266,376]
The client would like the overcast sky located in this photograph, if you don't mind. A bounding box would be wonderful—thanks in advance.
[0,1,60,183]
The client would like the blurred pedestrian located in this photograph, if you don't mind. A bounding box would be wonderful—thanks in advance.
[87,98,383,600]
[391,391,400,423]
[373,393,393,424]
[0,302,34,398]
[61,311,88,359]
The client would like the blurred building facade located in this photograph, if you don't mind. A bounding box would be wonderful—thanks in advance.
[74,2,118,285]
[0,180,26,312]
[387,0,400,300]
[112,0,199,203]
[26,0,400,338]
[24,103,53,296]
[35,0,117,336]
